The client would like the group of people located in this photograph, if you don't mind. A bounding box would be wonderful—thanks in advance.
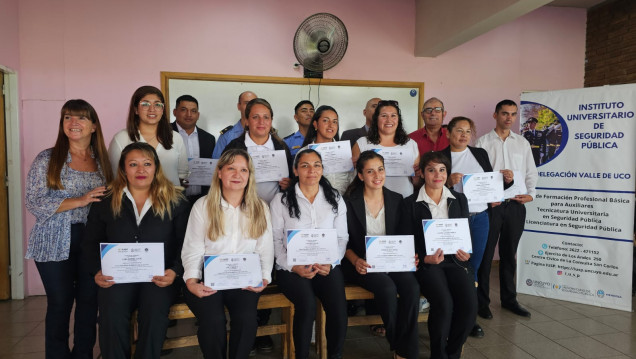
[25,85,538,359]
[521,116,562,166]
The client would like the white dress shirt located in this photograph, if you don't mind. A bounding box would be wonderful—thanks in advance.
[123,187,152,226]
[415,185,456,219]
[270,184,348,272]
[108,129,189,187]
[475,130,538,198]
[451,148,488,213]
[181,196,274,283]
[175,122,201,196]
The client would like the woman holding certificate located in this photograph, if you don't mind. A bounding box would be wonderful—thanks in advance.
[181,149,274,359]
[343,150,420,359]
[84,142,190,359]
[441,116,513,338]
[399,151,477,359]
[108,85,189,186]
[351,100,420,198]
[300,105,352,194]
[25,99,112,358]
[223,98,293,203]
[270,149,348,359]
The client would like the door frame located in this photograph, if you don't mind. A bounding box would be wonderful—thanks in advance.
[1,65,24,299]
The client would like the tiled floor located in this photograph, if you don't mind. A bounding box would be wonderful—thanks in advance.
[1,266,635,358]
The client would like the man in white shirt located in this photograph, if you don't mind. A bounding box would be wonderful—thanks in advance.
[171,95,216,203]
[475,99,538,319]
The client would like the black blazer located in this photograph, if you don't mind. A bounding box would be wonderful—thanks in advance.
[83,193,191,277]
[398,189,469,265]
[341,125,368,147]
[344,186,404,259]
[223,132,294,178]
[171,122,216,158]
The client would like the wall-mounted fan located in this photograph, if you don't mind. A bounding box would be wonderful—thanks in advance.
[293,13,348,78]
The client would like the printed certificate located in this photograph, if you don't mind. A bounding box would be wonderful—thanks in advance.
[286,229,340,266]
[373,148,415,177]
[203,253,263,290]
[503,171,528,198]
[100,242,164,283]
[187,158,218,186]
[422,219,472,255]
[308,141,353,174]
[249,150,289,182]
[365,235,416,273]
[462,172,504,204]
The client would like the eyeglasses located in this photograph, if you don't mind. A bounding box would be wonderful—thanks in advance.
[423,107,443,114]
[377,100,399,107]
[139,101,165,110]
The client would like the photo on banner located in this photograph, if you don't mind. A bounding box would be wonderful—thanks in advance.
[517,84,636,311]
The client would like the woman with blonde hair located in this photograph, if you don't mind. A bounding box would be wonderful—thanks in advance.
[83,142,190,359]
[181,149,274,359]
[26,99,112,358]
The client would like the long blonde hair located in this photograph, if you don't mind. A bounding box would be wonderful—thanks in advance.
[206,149,268,241]
[109,142,183,219]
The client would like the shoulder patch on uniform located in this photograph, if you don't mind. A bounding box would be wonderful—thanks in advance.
[283,133,295,140]
[220,125,233,135]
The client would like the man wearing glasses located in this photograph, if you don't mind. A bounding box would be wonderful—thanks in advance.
[409,97,449,155]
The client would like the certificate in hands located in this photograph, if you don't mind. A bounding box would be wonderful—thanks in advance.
[249,150,289,183]
[373,148,415,177]
[100,242,164,283]
[503,170,528,199]
[286,229,340,266]
[365,235,416,273]
[462,172,504,204]
[187,158,219,186]
[203,253,263,290]
[422,219,472,255]
[308,141,353,174]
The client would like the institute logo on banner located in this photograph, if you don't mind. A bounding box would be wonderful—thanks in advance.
[597,290,605,298]
[526,279,533,286]
[557,270,563,275]
[553,284,561,289]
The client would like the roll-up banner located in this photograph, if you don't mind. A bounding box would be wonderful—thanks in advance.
[518,84,636,311]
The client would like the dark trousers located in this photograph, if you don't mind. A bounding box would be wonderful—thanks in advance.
[417,261,477,359]
[342,261,420,359]
[468,210,489,282]
[35,223,97,359]
[276,267,347,359]
[98,281,178,359]
[184,288,260,359]
[477,201,526,309]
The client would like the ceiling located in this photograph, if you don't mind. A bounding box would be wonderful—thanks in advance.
[415,0,609,57]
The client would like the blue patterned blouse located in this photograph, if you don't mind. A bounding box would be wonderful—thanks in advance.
[25,149,106,262]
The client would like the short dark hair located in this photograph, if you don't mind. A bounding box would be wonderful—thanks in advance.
[175,94,198,108]
[495,99,517,113]
[294,100,314,113]
[419,151,452,177]
[447,116,476,134]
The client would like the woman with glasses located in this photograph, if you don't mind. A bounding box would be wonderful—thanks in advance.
[342,150,420,359]
[399,151,476,359]
[440,116,513,338]
[223,98,293,203]
[352,100,420,198]
[299,105,352,195]
[270,149,348,359]
[108,85,189,187]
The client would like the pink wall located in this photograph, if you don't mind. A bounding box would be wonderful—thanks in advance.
[0,0,20,70]
[15,0,586,295]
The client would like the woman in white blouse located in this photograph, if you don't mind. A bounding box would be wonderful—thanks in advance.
[270,149,348,359]
[180,149,273,359]
[299,105,353,194]
[352,100,421,198]
[109,85,189,186]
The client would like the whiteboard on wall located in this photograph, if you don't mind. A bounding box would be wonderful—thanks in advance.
[161,72,425,140]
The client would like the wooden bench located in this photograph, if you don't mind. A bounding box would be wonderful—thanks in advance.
[315,284,429,359]
[131,285,295,358]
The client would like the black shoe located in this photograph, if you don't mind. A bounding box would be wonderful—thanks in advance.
[249,347,257,357]
[502,302,531,318]
[255,335,274,352]
[469,324,485,338]
[477,306,493,319]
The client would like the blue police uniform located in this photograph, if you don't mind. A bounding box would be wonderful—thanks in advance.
[212,120,244,159]
[283,130,305,157]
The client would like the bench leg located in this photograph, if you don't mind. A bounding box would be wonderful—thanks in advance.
[315,299,327,359]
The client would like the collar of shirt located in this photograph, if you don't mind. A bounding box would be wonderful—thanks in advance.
[175,122,198,136]
[416,185,455,205]
[219,196,241,211]
[295,183,324,205]
[421,126,444,139]
[245,133,274,151]
[123,187,153,226]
